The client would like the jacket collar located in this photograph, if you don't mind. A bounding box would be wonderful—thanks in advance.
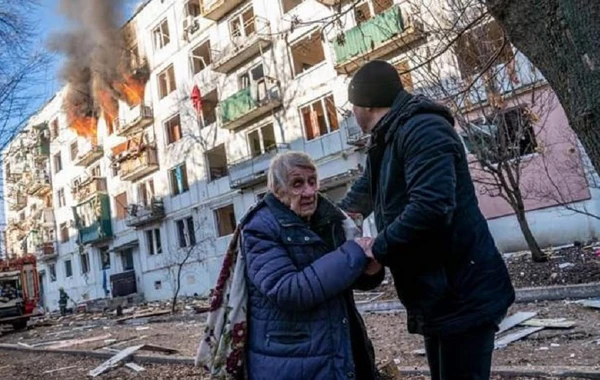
[264,192,345,228]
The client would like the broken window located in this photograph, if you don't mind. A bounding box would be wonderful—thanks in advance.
[214,204,236,237]
[137,179,155,207]
[53,152,63,173]
[206,144,228,181]
[248,123,276,158]
[146,228,162,255]
[230,7,256,40]
[169,162,189,195]
[49,263,57,282]
[90,165,101,178]
[153,19,171,50]
[300,94,339,141]
[165,114,182,144]
[57,188,66,208]
[461,106,537,164]
[199,89,218,128]
[51,119,59,140]
[80,253,90,274]
[186,0,201,17]
[176,217,196,248]
[455,20,514,79]
[65,259,73,278]
[393,60,414,92]
[129,44,141,69]
[70,141,78,162]
[282,0,304,13]
[190,40,212,75]
[290,32,326,76]
[114,192,128,220]
[100,246,111,270]
[158,65,177,99]
[122,249,134,271]
[354,2,372,22]
[239,63,264,90]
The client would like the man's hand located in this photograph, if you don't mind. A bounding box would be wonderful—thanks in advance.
[354,237,374,259]
[364,259,383,275]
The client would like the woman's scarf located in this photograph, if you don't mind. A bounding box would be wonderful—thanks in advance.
[195,208,369,379]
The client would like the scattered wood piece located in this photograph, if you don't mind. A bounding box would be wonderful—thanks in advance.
[136,326,150,331]
[116,310,170,324]
[17,342,32,348]
[192,305,210,314]
[46,334,112,350]
[497,311,538,335]
[412,348,426,356]
[495,327,544,349]
[578,299,600,309]
[139,343,178,355]
[125,362,145,373]
[42,365,77,374]
[520,318,576,329]
[111,335,148,348]
[88,345,144,377]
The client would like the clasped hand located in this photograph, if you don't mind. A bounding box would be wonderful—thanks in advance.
[354,237,383,275]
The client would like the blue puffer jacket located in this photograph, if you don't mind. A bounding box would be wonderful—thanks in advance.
[241,193,383,380]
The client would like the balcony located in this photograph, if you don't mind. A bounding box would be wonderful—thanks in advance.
[118,145,159,182]
[6,163,26,184]
[25,170,52,197]
[32,122,50,161]
[73,176,108,204]
[6,219,26,242]
[201,0,245,21]
[116,104,154,137]
[126,198,166,228]
[229,144,289,189]
[36,242,57,260]
[332,5,424,74]
[73,193,113,245]
[342,114,370,147]
[220,78,282,130]
[75,145,104,167]
[9,193,27,212]
[212,17,272,74]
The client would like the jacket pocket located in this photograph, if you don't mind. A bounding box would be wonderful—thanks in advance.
[266,331,310,346]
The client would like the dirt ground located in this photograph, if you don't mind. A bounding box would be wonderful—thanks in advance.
[0,300,599,379]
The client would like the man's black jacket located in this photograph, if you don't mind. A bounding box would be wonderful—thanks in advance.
[340,91,515,336]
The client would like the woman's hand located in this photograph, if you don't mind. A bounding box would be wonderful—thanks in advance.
[354,237,374,259]
[364,260,382,275]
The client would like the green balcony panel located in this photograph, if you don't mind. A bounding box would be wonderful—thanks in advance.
[333,6,404,64]
[73,194,113,245]
[220,87,258,123]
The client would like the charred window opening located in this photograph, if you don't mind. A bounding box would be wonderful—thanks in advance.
[158,65,177,99]
[199,89,218,128]
[290,32,326,76]
[165,114,182,144]
[248,123,276,158]
[206,144,228,181]
[191,40,212,74]
[300,95,339,141]
[214,204,236,237]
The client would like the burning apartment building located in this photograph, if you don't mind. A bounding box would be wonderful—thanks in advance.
[3,0,600,311]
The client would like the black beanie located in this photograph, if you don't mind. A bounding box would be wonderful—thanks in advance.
[348,60,403,107]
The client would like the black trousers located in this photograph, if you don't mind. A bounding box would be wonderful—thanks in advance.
[424,323,496,380]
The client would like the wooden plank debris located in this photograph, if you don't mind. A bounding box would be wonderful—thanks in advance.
[125,362,145,373]
[43,365,78,374]
[111,335,148,348]
[46,334,112,350]
[88,345,144,377]
[495,327,544,349]
[139,343,179,355]
[116,310,170,324]
[578,299,600,309]
[17,342,32,348]
[520,318,576,329]
[497,312,538,335]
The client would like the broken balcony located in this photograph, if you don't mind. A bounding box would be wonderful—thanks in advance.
[73,176,108,205]
[6,163,26,184]
[73,193,113,245]
[126,198,166,228]
[118,145,159,182]
[32,122,50,161]
[332,5,424,74]
[116,104,154,137]
[25,170,52,197]
[9,193,27,212]
[36,242,57,260]
[220,78,282,130]
[75,145,104,167]
[200,0,245,21]
[229,144,289,189]
[212,17,272,74]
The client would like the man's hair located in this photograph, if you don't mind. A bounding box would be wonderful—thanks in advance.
[268,151,317,194]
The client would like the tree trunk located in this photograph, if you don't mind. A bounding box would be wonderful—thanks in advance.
[514,207,547,262]
[485,0,600,173]
[171,266,182,314]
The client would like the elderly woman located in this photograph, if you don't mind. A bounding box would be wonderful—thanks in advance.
[241,151,384,380]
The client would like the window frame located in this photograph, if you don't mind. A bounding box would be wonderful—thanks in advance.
[153,19,171,50]
[175,217,196,248]
[158,65,177,99]
[299,94,340,141]
[214,204,236,237]
[164,113,182,144]
[169,162,190,196]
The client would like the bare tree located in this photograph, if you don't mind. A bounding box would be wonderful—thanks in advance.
[0,1,49,143]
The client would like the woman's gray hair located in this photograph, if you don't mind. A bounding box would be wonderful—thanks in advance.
[268,151,318,194]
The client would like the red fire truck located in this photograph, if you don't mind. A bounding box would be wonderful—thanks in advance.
[0,254,43,330]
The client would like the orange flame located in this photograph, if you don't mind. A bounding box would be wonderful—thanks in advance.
[67,109,98,145]
[114,73,145,106]
[96,88,119,132]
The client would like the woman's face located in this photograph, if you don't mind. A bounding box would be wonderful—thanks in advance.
[278,167,319,219]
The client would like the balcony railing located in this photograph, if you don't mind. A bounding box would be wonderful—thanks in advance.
[220,77,282,130]
[6,163,26,184]
[115,104,154,137]
[212,16,272,74]
[36,241,57,259]
[73,193,113,245]
[201,0,245,21]
[73,176,108,204]
[25,170,52,197]
[332,5,424,74]
[118,145,159,182]
[126,198,166,228]
[9,193,27,211]
[229,144,289,189]
[342,114,370,147]
[75,145,104,167]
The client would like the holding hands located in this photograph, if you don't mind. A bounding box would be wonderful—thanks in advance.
[354,237,383,275]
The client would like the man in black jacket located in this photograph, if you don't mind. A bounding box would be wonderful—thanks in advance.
[340,60,515,380]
